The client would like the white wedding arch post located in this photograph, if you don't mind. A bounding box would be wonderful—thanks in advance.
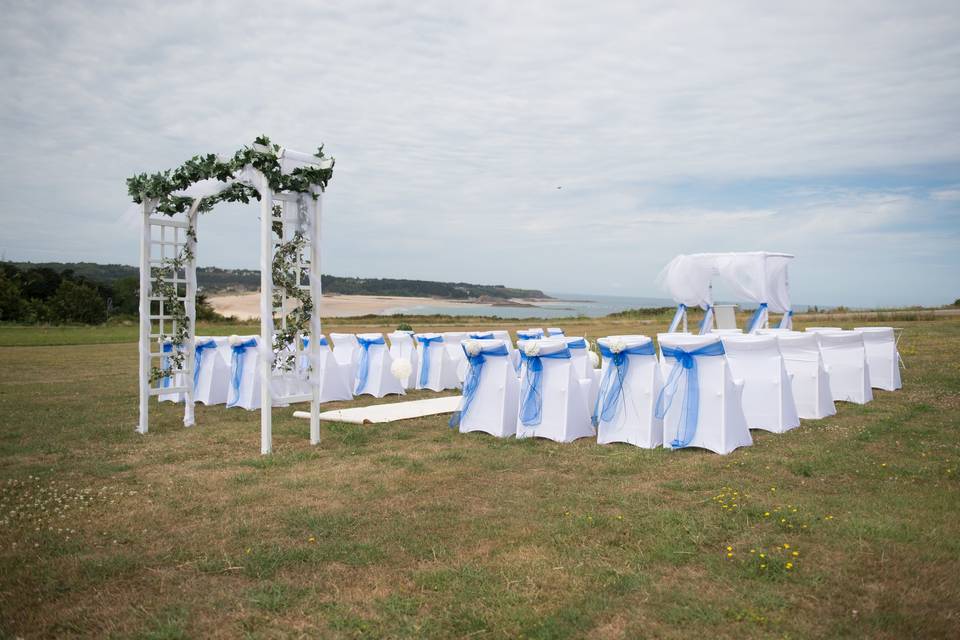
[132,138,333,454]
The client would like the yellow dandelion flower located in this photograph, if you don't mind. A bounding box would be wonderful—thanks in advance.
[726,546,733,551]
[760,564,767,569]
[783,543,790,549]
[792,551,799,557]
[750,549,756,553]
[764,512,770,517]
[785,562,793,569]
[726,552,733,558]
[759,553,766,558]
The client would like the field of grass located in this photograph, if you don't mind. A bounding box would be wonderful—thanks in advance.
[0,315,958,638]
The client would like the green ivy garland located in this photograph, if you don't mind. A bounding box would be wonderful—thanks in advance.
[133,136,333,385]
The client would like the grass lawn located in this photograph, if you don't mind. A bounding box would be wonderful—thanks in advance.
[0,316,958,638]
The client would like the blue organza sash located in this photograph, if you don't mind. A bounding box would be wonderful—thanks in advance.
[193,339,217,388]
[355,336,386,394]
[227,338,258,407]
[591,341,656,426]
[448,344,510,428]
[519,347,572,427]
[417,335,443,387]
[655,342,726,448]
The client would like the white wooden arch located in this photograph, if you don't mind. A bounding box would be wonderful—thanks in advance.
[136,144,327,454]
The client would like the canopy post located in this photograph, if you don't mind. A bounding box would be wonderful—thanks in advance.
[308,191,323,445]
[137,199,152,434]
[258,175,274,455]
[182,205,198,427]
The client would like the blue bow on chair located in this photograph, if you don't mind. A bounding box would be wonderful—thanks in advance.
[227,338,258,407]
[355,336,386,394]
[519,346,572,427]
[160,342,173,388]
[591,341,656,427]
[565,338,587,349]
[193,339,218,388]
[416,335,443,387]
[449,343,510,428]
[655,342,726,448]
[469,332,494,339]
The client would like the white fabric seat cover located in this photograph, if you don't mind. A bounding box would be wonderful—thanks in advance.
[720,335,800,433]
[226,336,287,411]
[192,336,231,405]
[157,340,186,403]
[330,333,361,382]
[353,333,405,398]
[564,336,600,415]
[805,327,843,333]
[442,331,470,382]
[773,332,836,419]
[594,336,664,448]
[656,333,752,455]
[387,331,419,389]
[516,339,594,443]
[452,339,519,438]
[302,335,355,403]
[854,327,902,391]
[815,331,873,404]
[547,327,565,336]
[414,333,461,391]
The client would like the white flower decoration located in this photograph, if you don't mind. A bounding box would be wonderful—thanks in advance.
[228,334,242,346]
[464,340,482,357]
[390,358,412,381]
[609,338,627,354]
[588,350,600,368]
[524,341,541,357]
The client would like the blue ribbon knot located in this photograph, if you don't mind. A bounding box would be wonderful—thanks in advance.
[355,336,386,394]
[416,335,444,387]
[654,341,726,448]
[519,347,572,427]
[449,343,510,428]
[591,341,656,427]
[227,338,258,407]
[193,339,218,388]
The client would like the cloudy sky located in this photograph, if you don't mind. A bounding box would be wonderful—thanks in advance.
[1,0,958,307]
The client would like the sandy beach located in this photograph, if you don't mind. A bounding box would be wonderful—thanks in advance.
[207,292,493,319]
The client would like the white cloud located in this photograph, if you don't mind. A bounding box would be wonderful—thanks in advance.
[0,0,958,306]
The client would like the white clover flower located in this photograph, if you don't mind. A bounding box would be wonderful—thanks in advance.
[524,341,541,357]
[390,358,413,381]
[609,338,627,354]
[464,340,482,357]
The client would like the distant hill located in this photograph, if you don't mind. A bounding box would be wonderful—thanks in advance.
[11,262,551,301]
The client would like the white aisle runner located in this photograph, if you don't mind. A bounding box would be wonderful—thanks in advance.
[292,396,460,424]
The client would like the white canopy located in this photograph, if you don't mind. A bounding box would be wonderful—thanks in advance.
[657,252,794,313]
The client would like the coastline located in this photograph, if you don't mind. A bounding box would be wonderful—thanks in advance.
[206,292,555,319]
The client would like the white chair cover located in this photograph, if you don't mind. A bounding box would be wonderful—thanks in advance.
[720,335,800,433]
[354,333,405,398]
[157,340,186,403]
[656,333,752,455]
[226,336,287,411]
[516,339,594,443]
[453,339,519,438]
[815,331,873,404]
[442,331,470,382]
[854,327,902,391]
[564,336,600,415]
[805,327,843,333]
[595,336,664,448]
[302,335,355,403]
[387,331,419,389]
[330,333,360,381]
[547,327,565,336]
[193,336,231,405]
[414,333,461,391]
[773,332,836,420]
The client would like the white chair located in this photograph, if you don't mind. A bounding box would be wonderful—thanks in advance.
[330,333,360,382]
[815,331,873,404]
[414,333,461,391]
[354,333,405,398]
[517,329,544,340]
[773,332,836,420]
[805,327,843,333]
[301,335,355,403]
[854,327,902,391]
[442,331,469,382]
[594,336,664,448]
[158,340,186,403]
[226,336,287,410]
[720,334,800,434]
[516,339,594,443]
[450,339,519,438]
[547,327,565,336]
[387,331,419,389]
[656,333,752,455]
[193,336,231,405]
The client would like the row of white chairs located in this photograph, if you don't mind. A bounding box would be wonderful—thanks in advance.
[449,326,901,454]
[159,327,570,410]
